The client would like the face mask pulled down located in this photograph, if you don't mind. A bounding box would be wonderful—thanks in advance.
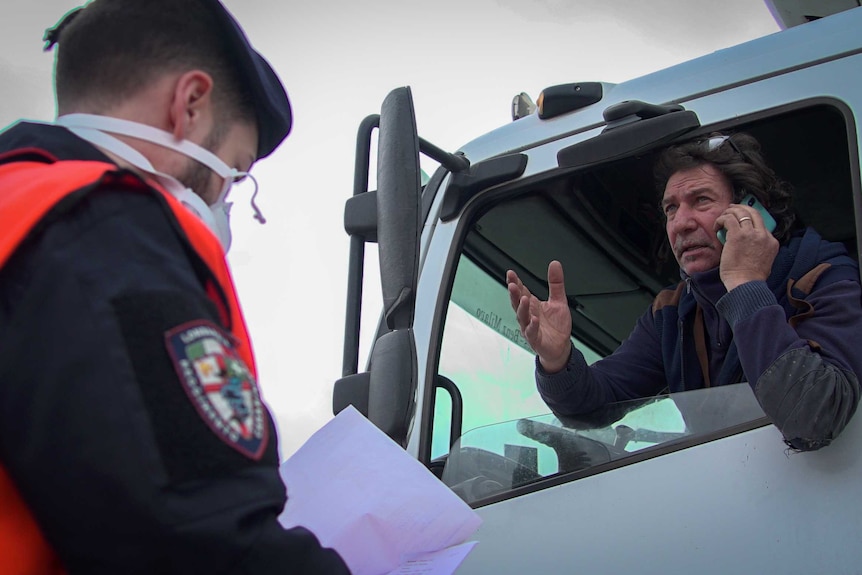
[55,114,265,252]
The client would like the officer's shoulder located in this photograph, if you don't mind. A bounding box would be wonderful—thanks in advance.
[10,181,192,290]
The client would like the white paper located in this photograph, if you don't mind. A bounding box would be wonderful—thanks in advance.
[386,542,478,575]
[278,406,481,575]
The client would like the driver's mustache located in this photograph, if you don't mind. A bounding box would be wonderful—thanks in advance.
[675,237,713,253]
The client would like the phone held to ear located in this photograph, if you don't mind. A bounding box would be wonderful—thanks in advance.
[717,194,777,244]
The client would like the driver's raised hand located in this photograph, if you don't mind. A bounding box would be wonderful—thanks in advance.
[506,260,572,373]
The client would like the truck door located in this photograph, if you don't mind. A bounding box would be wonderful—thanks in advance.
[417,70,862,572]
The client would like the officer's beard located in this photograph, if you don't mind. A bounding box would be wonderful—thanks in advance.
[176,125,225,205]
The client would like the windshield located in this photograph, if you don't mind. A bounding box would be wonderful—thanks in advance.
[442,383,767,505]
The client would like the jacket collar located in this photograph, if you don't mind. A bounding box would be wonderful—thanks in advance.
[0,121,112,164]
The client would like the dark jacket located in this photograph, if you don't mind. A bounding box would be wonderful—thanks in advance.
[537,227,862,451]
[0,122,349,574]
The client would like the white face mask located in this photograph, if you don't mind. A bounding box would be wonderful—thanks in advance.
[54,113,265,252]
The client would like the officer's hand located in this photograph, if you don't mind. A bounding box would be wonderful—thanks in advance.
[507,261,572,373]
[714,204,779,292]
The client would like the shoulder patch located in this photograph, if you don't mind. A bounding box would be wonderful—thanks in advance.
[165,321,268,460]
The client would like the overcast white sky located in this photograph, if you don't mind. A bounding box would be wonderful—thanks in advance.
[1,0,779,458]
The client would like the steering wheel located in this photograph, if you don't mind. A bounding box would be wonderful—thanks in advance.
[516,418,631,474]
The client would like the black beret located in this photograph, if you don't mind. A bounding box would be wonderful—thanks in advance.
[45,1,293,160]
[207,1,292,159]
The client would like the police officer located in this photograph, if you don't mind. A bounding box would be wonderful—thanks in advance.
[0,1,349,572]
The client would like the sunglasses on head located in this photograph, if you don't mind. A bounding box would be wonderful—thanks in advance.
[704,134,742,154]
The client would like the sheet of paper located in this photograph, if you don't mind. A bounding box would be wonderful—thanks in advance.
[386,542,478,575]
[278,406,481,575]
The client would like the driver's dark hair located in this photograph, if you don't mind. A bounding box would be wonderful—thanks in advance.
[52,0,254,125]
[653,132,797,244]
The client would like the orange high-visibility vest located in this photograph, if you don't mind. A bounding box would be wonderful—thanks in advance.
[0,157,258,574]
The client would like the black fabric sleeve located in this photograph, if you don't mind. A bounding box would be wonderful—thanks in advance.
[0,188,348,574]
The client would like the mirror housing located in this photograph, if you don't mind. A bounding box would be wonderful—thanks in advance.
[367,330,417,444]
[377,87,421,331]
[334,87,421,446]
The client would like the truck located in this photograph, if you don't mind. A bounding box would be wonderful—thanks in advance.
[334,3,862,572]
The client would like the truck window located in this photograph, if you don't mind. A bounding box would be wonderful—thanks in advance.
[431,182,672,462]
[430,102,858,505]
[442,383,766,505]
[433,255,601,459]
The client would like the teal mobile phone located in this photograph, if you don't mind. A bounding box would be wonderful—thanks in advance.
[717,194,776,244]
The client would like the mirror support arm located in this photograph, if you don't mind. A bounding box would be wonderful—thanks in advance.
[419,138,470,173]
[343,114,381,377]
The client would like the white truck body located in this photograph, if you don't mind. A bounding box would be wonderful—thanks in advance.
[337,5,862,572]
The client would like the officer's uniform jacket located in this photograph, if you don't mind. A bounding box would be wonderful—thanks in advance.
[0,122,348,574]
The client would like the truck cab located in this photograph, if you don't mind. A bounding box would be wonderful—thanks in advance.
[337,6,862,572]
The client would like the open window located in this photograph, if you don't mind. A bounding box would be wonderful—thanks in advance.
[432,101,860,505]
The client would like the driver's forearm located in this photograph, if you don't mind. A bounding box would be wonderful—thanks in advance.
[719,279,862,450]
[535,311,667,415]
[535,345,610,415]
[753,347,859,451]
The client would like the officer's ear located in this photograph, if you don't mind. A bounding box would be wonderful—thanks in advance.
[168,70,215,143]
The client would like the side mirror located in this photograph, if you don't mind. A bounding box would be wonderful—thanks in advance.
[367,86,421,443]
[334,86,421,445]
[377,86,421,330]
